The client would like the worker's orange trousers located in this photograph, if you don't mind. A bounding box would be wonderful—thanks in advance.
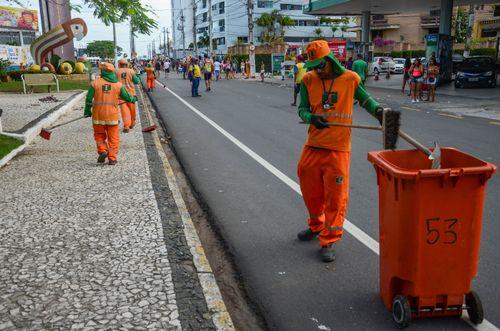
[147,77,155,89]
[120,102,136,129]
[297,146,350,247]
[93,124,120,161]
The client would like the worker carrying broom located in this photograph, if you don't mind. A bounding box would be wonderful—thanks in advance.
[84,62,138,165]
[145,63,157,92]
[116,59,140,133]
[297,40,385,262]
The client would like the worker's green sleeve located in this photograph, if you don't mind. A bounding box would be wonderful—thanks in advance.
[120,86,138,103]
[132,74,140,84]
[298,82,312,124]
[84,85,95,117]
[354,83,381,116]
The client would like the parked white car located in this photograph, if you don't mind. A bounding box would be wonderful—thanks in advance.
[372,57,396,74]
[393,58,406,74]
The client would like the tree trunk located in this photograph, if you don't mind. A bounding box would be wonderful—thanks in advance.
[113,22,117,65]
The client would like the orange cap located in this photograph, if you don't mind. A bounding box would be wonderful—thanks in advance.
[118,58,128,66]
[99,62,115,71]
[305,40,334,69]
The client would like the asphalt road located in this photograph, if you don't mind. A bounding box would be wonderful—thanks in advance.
[148,74,499,330]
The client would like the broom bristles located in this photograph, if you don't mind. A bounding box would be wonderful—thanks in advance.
[383,109,401,150]
[39,129,51,140]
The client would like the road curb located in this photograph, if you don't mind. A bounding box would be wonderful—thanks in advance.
[139,85,236,331]
[0,91,85,169]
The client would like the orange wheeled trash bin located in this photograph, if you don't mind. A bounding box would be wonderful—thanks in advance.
[368,148,496,328]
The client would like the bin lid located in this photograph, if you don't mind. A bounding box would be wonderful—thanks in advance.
[367,147,497,180]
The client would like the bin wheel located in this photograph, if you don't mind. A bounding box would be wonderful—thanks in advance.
[392,295,411,329]
[466,291,484,325]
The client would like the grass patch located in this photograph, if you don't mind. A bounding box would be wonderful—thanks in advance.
[0,134,24,159]
[0,80,90,93]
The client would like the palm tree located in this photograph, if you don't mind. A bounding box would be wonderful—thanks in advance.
[256,10,294,44]
[312,28,325,40]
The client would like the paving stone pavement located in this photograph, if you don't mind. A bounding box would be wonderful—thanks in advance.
[0,92,76,133]
[0,102,186,330]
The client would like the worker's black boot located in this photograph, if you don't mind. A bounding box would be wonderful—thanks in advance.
[97,152,107,164]
[320,245,335,263]
[108,160,117,165]
[297,228,320,241]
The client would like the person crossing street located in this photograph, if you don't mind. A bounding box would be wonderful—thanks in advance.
[84,62,138,165]
[291,54,306,106]
[116,59,140,133]
[296,40,384,262]
[145,63,157,92]
[191,59,202,97]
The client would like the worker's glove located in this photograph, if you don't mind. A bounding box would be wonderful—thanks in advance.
[375,107,384,126]
[310,115,329,129]
[84,106,92,118]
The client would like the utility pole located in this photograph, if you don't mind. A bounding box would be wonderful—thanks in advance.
[166,28,171,58]
[208,0,213,56]
[129,22,136,59]
[192,0,198,55]
[152,39,156,57]
[247,0,255,77]
[180,9,186,57]
[163,27,167,57]
[464,5,475,58]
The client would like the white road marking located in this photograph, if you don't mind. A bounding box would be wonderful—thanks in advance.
[155,79,499,330]
[438,113,464,119]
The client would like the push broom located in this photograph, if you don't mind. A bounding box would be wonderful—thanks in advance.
[39,116,86,140]
[301,109,441,168]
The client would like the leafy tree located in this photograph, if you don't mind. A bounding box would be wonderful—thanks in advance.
[197,33,210,48]
[86,40,123,59]
[453,8,468,43]
[312,28,325,41]
[256,10,294,44]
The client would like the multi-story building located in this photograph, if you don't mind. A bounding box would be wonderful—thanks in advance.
[171,0,195,58]
[348,4,499,52]
[171,0,353,56]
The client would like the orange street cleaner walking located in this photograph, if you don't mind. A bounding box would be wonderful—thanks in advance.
[116,59,140,132]
[146,63,157,92]
[84,62,138,165]
[296,40,385,262]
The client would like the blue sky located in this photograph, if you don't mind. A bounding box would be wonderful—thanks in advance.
[0,0,172,57]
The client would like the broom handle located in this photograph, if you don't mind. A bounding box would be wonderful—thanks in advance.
[299,122,381,130]
[49,116,86,130]
[397,130,433,157]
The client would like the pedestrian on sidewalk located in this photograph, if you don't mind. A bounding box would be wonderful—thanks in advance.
[409,58,424,103]
[402,58,411,94]
[116,59,140,133]
[426,57,439,102]
[291,54,306,106]
[240,60,245,78]
[203,55,214,91]
[280,60,286,80]
[260,62,266,82]
[351,53,367,86]
[145,63,157,92]
[345,56,353,70]
[245,59,250,79]
[296,40,384,263]
[214,58,221,81]
[84,62,138,165]
[164,58,171,78]
[191,59,202,97]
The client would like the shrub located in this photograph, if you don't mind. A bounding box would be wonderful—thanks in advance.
[7,70,46,81]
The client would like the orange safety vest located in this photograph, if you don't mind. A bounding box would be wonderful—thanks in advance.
[91,77,123,125]
[116,68,136,96]
[302,70,361,152]
[146,67,156,79]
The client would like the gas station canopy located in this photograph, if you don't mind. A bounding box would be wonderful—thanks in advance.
[304,0,495,15]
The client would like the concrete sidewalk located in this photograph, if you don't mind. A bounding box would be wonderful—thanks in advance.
[0,92,233,330]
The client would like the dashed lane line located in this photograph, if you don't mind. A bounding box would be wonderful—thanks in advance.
[155,79,499,331]
[489,121,500,126]
[438,113,464,119]
[400,106,421,112]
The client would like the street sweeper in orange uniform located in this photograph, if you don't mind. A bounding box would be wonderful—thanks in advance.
[116,59,140,132]
[84,62,138,165]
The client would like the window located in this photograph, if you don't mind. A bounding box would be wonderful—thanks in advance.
[219,19,225,32]
[0,31,21,46]
[372,14,385,20]
[306,20,319,26]
[22,32,36,45]
[430,9,440,16]
[494,5,500,17]
[202,12,207,22]
[217,37,225,45]
[257,1,273,8]
[202,0,207,8]
[212,4,217,10]
[237,36,248,43]
[219,2,225,14]
[481,29,497,38]
[280,4,302,10]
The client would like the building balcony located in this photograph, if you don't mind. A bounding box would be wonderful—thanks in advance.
[371,18,388,26]
[421,15,440,28]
